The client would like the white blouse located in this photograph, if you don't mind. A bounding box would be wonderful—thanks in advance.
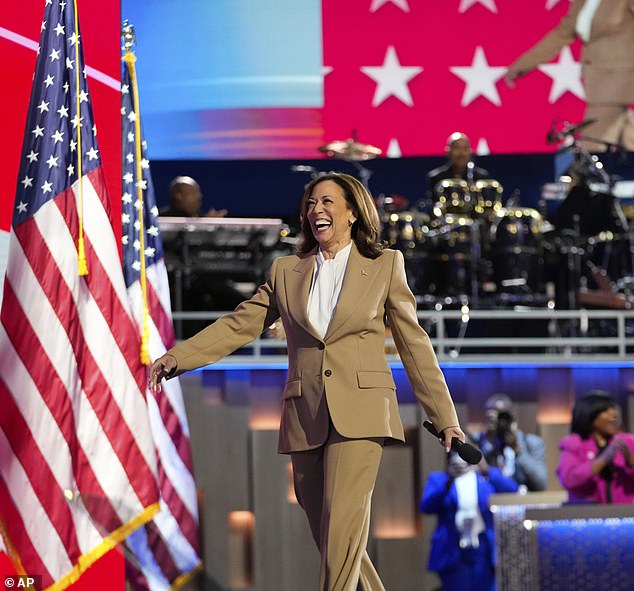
[307,242,352,339]
[576,0,602,42]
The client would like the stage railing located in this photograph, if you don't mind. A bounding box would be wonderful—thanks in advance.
[172,308,634,364]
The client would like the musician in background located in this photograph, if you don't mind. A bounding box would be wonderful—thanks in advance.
[160,175,228,217]
[159,175,242,334]
[426,132,489,207]
[505,0,634,152]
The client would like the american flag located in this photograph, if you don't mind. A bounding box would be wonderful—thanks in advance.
[120,50,202,591]
[0,1,160,588]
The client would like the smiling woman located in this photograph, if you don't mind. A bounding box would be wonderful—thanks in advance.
[297,173,384,260]
[149,171,466,590]
[557,390,634,504]
[304,180,357,258]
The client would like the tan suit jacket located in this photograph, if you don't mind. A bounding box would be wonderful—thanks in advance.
[510,0,634,104]
[168,244,459,453]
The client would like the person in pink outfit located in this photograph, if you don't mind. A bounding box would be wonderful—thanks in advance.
[557,390,634,504]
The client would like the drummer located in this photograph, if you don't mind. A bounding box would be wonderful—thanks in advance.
[425,132,490,208]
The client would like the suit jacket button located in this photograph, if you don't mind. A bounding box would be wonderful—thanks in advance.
[318,343,325,350]
[324,369,332,377]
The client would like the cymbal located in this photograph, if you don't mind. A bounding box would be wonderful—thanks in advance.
[318,139,382,161]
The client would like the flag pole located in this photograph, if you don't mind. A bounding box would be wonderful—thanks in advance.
[122,22,151,365]
[119,23,203,588]
[73,0,88,275]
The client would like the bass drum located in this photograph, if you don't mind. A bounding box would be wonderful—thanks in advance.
[490,207,544,295]
[381,211,432,296]
[471,179,503,222]
[584,231,633,288]
[431,214,480,299]
[432,179,473,218]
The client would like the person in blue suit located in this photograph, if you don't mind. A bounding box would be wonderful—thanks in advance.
[420,450,518,591]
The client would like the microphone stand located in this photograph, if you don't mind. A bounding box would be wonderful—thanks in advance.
[350,161,373,190]
[581,135,627,155]
[581,138,633,296]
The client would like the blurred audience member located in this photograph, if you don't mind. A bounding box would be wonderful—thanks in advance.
[474,393,548,492]
[557,390,634,503]
[420,450,518,591]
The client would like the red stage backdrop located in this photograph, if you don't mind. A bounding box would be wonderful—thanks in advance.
[322,0,582,157]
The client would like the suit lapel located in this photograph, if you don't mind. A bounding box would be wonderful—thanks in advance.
[286,249,321,340]
[325,244,378,341]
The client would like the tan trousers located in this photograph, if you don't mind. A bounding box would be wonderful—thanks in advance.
[291,429,386,591]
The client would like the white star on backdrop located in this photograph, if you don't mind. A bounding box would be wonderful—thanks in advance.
[361,45,423,107]
[459,0,498,13]
[450,46,506,106]
[386,138,402,157]
[476,137,490,155]
[538,46,584,102]
[370,0,410,13]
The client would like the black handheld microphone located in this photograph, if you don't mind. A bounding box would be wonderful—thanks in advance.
[422,420,483,465]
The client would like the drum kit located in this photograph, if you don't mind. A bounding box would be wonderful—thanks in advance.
[305,126,634,310]
[385,177,547,307]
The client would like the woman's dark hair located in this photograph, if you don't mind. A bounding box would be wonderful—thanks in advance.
[570,390,619,439]
[296,172,384,259]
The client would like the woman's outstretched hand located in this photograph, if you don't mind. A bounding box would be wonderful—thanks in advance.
[149,353,178,392]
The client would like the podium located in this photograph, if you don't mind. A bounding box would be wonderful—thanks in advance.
[490,492,634,591]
